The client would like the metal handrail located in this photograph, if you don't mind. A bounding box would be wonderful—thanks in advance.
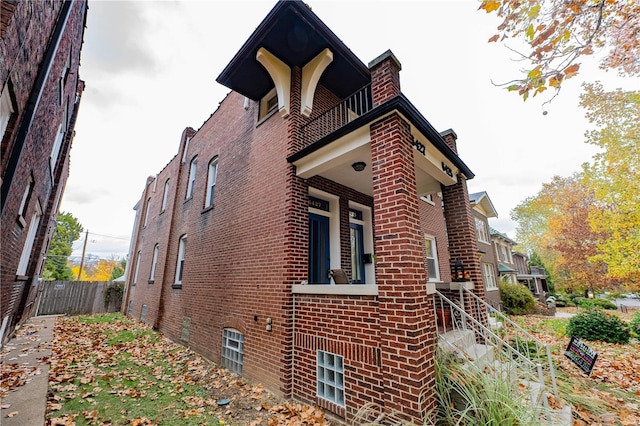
[460,286,558,396]
[300,84,373,148]
[434,290,553,423]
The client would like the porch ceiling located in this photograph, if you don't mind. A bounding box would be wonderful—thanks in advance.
[292,123,454,198]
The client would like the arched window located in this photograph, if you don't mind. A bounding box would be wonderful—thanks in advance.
[174,235,187,286]
[185,156,197,199]
[161,179,170,212]
[205,157,218,208]
[149,244,159,282]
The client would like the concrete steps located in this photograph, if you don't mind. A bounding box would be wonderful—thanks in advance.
[439,329,573,426]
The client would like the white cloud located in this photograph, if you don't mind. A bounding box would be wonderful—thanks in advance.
[61,0,633,256]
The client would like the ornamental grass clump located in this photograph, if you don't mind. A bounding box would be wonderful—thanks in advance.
[434,351,541,425]
[566,309,630,344]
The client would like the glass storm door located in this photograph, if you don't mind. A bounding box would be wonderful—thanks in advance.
[350,223,365,284]
[309,213,330,284]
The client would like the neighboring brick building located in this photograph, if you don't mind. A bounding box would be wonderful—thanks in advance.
[469,191,501,309]
[1,1,87,344]
[491,227,518,283]
[123,1,483,422]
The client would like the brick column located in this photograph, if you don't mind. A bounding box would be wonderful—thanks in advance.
[371,113,436,422]
[442,174,487,326]
[369,50,402,107]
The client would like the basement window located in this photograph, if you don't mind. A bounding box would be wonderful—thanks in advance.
[221,329,244,374]
[317,350,345,406]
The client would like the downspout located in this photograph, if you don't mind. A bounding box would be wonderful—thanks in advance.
[1,1,73,212]
[291,292,296,397]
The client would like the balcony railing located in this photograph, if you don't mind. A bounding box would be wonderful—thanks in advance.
[300,84,373,149]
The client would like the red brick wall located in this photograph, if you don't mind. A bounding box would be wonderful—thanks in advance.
[369,51,401,107]
[292,294,382,420]
[0,0,87,338]
[419,193,452,282]
[370,112,436,422]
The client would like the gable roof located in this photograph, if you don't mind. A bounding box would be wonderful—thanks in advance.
[490,227,518,245]
[469,191,498,218]
[216,0,370,101]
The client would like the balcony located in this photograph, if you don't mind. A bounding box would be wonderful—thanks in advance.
[299,84,373,150]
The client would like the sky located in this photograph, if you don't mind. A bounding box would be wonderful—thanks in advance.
[62,0,634,261]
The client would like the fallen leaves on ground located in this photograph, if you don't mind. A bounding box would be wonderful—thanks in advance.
[45,315,329,425]
[512,308,640,424]
[0,322,48,399]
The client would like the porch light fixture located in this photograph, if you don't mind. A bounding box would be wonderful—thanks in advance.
[453,259,466,282]
[352,161,366,172]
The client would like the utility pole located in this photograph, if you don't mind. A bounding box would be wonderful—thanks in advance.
[77,230,88,281]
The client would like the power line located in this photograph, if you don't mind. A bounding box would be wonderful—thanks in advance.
[86,231,130,241]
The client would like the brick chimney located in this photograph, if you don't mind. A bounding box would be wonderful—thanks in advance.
[440,128,458,154]
[368,49,401,107]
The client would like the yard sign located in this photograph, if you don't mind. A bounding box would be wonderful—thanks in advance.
[564,336,598,376]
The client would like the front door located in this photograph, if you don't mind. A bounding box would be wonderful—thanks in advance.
[309,213,330,284]
[350,223,365,284]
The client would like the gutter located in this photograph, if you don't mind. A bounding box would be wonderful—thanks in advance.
[287,94,475,180]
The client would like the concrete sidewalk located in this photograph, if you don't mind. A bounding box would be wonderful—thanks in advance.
[1,315,57,426]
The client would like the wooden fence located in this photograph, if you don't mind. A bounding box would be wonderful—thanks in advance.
[35,280,123,316]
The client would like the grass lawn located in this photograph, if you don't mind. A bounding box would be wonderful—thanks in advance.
[46,313,325,426]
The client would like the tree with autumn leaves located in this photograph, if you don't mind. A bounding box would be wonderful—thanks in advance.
[512,84,639,292]
[480,0,640,101]
[481,1,639,290]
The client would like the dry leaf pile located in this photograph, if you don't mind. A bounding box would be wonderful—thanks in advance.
[46,315,328,425]
[0,324,49,402]
[513,310,640,425]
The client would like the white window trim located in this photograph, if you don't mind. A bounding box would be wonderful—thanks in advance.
[483,263,498,291]
[475,217,490,244]
[17,203,42,276]
[185,157,197,199]
[205,158,218,208]
[308,188,340,281]
[161,179,170,212]
[1,83,15,139]
[348,201,374,285]
[133,251,141,285]
[49,124,64,174]
[420,194,435,205]
[18,175,33,219]
[425,235,440,282]
[143,197,151,227]
[258,87,278,121]
[175,234,187,285]
[149,244,159,282]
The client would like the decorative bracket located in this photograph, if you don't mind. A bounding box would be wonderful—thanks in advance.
[301,48,333,117]
[256,47,291,117]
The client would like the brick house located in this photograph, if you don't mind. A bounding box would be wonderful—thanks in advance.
[123,1,484,422]
[0,1,87,344]
[514,251,550,302]
[469,191,500,309]
[491,227,518,284]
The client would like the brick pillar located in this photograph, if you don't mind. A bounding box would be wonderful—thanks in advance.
[371,112,436,422]
[369,50,402,107]
[440,128,458,154]
[283,66,307,398]
[442,174,487,325]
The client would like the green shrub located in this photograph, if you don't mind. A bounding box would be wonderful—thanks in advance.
[566,309,630,344]
[630,312,640,337]
[499,281,536,315]
[575,297,618,310]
